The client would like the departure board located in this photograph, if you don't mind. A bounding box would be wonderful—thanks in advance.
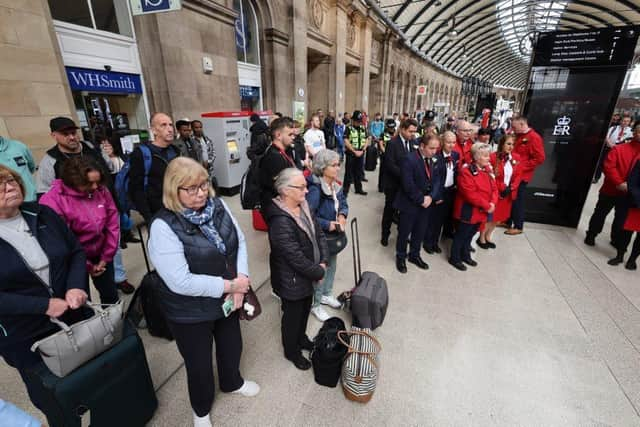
[533,26,639,67]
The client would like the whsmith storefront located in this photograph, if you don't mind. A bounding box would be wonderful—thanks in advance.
[48,0,150,144]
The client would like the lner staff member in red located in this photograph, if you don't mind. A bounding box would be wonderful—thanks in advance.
[450,143,498,271]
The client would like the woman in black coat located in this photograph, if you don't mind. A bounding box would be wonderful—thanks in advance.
[0,164,88,414]
[264,167,328,370]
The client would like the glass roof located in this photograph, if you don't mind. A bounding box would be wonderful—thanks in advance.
[496,0,569,61]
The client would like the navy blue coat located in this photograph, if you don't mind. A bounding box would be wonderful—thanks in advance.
[306,175,348,232]
[394,150,443,214]
[433,150,460,197]
[0,202,87,351]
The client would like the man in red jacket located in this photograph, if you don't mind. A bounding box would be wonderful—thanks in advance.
[586,123,640,247]
[452,120,474,165]
[505,115,545,235]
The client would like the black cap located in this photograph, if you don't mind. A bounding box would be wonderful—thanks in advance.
[385,118,396,128]
[352,110,363,122]
[50,116,78,132]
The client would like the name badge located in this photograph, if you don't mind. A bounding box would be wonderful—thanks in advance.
[13,156,26,167]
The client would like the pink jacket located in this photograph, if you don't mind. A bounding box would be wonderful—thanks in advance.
[40,179,119,271]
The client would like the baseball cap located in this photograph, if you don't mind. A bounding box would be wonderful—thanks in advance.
[50,117,79,132]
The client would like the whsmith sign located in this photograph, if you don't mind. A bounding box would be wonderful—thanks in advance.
[65,67,143,94]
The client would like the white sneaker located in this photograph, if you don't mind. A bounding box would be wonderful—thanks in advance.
[321,295,342,308]
[193,411,212,427]
[231,380,260,397]
[311,306,330,321]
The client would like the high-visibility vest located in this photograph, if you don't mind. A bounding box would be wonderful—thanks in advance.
[347,126,367,150]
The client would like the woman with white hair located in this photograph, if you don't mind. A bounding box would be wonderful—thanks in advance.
[264,168,328,370]
[450,143,498,271]
[306,149,348,321]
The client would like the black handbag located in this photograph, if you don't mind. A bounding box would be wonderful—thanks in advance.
[325,231,347,255]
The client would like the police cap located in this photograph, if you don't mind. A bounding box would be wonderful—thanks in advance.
[385,118,396,128]
[352,110,363,122]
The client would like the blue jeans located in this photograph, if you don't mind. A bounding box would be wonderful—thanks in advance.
[113,248,127,283]
[313,254,337,308]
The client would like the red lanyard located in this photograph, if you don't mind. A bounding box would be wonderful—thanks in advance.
[278,148,294,166]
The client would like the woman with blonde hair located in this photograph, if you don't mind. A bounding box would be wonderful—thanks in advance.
[148,157,259,427]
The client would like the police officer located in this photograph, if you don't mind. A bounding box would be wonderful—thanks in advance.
[377,119,396,193]
[343,110,369,196]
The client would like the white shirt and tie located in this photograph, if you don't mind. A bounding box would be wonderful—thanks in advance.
[443,153,455,188]
[503,154,513,186]
[607,125,632,145]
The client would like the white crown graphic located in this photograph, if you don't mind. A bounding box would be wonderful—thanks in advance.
[556,116,571,125]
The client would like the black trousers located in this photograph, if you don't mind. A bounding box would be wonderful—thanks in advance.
[168,313,244,417]
[396,208,430,260]
[343,154,364,194]
[88,260,119,304]
[587,193,625,243]
[281,296,312,360]
[425,187,456,248]
[381,186,399,239]
[509,181,528,230]
[2,342,47,413]
[450,222,479,264]
[378,154,386,192]
[617,230,640,259]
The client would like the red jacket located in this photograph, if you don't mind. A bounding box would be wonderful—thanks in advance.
[600,140,640,197]
[452,137,473,166]
[513,128,545,182]
[453,163,498,224]
[490,152,522,201]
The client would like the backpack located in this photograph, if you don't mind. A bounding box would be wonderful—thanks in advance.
[241,142,271,210]
[115,144,152,213]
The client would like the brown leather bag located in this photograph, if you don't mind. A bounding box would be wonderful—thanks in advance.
[239,286,262,321]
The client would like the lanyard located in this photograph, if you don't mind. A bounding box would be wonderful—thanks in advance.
[417,151,431,179]
[278,148,294,166]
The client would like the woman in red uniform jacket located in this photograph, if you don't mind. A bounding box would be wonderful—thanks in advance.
[449,143,498,271]
[478,135,522,249]
[609,155,640,270]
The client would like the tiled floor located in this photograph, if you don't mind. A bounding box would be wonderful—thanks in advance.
[2,170,640,426]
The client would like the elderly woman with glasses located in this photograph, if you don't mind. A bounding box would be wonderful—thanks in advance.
[478,134,522,249]
[450,143,498,271]
[148,157,259,427]
[305,149,348,321]
[0,164,88,418]
[264,168,328,370]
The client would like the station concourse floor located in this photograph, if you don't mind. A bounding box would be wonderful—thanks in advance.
[2,168,640,426]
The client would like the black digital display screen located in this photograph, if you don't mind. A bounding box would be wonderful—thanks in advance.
[533,26,639,67]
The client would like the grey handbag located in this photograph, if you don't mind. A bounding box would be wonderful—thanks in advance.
[30,301,124,378]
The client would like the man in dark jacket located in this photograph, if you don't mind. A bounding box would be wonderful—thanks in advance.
[174,119,202,163]
[249,113,270,158]
[129,112,180,224]
[380,118,418,246]
[393,135,441,273]
[36,117,111,195]
[258,117,297,212]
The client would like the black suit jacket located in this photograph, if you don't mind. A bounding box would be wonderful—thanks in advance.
[383,135,415,192]
[394,151,442,214]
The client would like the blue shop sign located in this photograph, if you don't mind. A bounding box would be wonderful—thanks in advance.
[66,67,143,94]
[240,85,260,98]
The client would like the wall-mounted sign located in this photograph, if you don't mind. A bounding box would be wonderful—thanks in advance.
[130,0,181,16]
[66,67,143,94]
[416,85,427,95]
[297,88,305,97]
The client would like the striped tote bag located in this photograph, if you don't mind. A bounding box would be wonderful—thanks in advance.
[337,327,381,403]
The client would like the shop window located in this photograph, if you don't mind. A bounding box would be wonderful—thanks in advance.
[234,0,260,65]
[48,0,132,37]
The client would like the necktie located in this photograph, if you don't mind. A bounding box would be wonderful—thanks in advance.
[445,156,453,167]
[425,158,431,175]
[618,127,624,141]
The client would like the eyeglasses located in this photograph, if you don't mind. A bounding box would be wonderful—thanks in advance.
[288,184,307,191]
[0,177,18,193]
[329,163,340,167]
[179,182,209,196]
[460,129,473,132]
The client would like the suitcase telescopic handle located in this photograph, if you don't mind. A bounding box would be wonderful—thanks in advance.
[137,224,151,273]
[350,218,361,288]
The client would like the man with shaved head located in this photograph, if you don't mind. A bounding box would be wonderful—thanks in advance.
[453,120,474,165]
[129,112,181,223]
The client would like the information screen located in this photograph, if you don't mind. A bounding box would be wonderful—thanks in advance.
[533,26,638,67]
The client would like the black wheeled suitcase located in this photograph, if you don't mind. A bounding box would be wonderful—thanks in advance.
[25,321,158,427]
[350,218,389,330]
[127,225,174,340]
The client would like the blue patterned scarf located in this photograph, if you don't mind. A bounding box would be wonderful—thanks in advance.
[181,198,226,255]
